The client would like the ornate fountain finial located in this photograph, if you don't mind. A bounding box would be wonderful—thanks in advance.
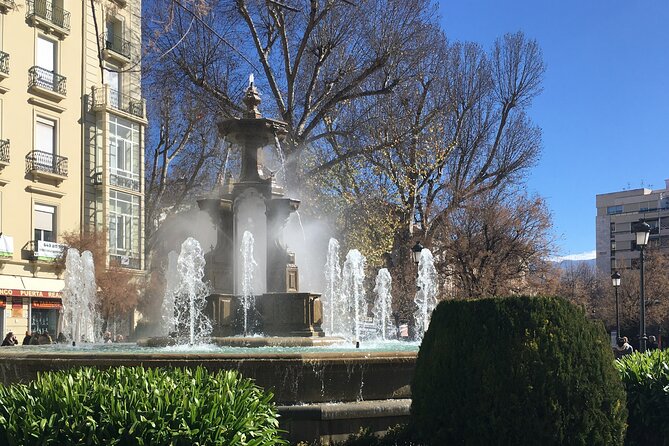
[243,73,262,119]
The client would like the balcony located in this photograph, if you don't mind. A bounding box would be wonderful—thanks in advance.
[28,66,66,101]
[101,33,131,64]
[0,51,8,79]
[25,150,68,181]
[0,0,15,13]
[0,139,9,167]
[25,240,66,262]
[110,254,141,270]
[90,85,146,121]
[26,0,70,38]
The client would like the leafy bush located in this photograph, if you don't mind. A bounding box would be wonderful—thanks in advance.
[0,366,287,446]
[616,350,669,446]
[411,296,627,446]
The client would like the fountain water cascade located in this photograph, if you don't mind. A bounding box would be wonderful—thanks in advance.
[240,230,258,335]
[61,248,99,343]
[322,238,342,335]
[372,268,393,341]
[341,249,367,342]
[173,238,212,345]
[160,251,179,336]
[414,248,438,340]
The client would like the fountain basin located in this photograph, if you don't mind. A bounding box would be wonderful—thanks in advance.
[0,348,415,404]
[0,346,416,443]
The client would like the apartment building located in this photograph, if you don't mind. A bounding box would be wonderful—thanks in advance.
[596,179,669,275]
[0,0,145,338]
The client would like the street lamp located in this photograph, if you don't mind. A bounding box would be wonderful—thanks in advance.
[411,241,424,291]
[611,271,621,341]
[632,219,651,352]
[411,241,424,266]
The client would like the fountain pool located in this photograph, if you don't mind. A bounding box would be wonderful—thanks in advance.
[0,342,417,444]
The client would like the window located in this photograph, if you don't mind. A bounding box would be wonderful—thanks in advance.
[36,34,57,87]
[34,204,55,242]
[640,201,657,212]
[609,222,615,236]
[610,241,616,252]
[109,190,140,258]
[109,115,140,191]
[104,66,120,107]
[606,205,623,215]
[610,258,616,270]
[36,116,55,154]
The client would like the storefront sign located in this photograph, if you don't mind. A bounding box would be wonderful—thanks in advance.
[0,235,13,258]
[0,289,62,298]
[31,298,62,309]
[11,297,23,318]
[36,241,66,260]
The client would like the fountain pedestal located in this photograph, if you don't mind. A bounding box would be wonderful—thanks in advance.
[259,293,324,337]
[200,78,326,338]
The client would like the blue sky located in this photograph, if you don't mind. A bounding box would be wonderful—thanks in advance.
[439,1,669,258]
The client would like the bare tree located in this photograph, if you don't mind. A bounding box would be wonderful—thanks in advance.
[433,189,554,299]
[143,0,440,186]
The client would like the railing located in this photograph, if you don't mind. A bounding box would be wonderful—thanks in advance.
[91,85,145,119]
[0,0,16,11]
[110,168,140,191]
[28,66,67,96]
[0,51,8,76]
[110,254,141,269]
[0,139,9,164]
[26,0,71,32]
[103,33,131,60]
[25,150,68,177]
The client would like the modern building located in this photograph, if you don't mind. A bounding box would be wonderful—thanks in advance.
[0,0,145,338]
[596,179,669,274]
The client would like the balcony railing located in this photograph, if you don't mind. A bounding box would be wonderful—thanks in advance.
[102,33,131,60]
[25,150,68,177]
[28,66,67,96]
[0,0,16,12]
[0,139,9,164]
[91,85,145,119]
[0,51,8,76]
[110,254,141,269]
[110,168,140,191]
[26,0,71,33]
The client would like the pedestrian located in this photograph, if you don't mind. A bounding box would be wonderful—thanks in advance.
[647,335,659,351]
[22,331,32,345]
[1,332,17,346]
[37,331,52,345]
[615,336,634,358]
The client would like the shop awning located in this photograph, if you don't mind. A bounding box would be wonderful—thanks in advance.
[0,275,64,298]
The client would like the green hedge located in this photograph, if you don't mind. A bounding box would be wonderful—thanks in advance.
[411,296,627,446]
[0,366,287,446]
[616,350,669,446]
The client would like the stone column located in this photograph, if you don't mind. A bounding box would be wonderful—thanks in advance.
[265,198,300,293]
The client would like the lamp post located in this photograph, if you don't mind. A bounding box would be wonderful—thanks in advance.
[411,241,424,289]
[632,219,651,352]
[611,271,621,341]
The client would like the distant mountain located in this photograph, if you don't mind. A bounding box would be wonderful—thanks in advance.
[552,258,596,270]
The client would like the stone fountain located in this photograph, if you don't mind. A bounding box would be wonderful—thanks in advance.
[0,79,425,445]
[197,78,324,339]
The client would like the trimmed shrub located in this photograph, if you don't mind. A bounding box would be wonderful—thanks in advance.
[0,366,287,446]
[411,296,627,446]
[616,350,669,446]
